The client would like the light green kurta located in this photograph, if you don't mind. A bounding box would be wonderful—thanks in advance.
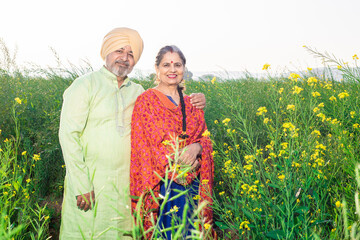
[59,66,144,239]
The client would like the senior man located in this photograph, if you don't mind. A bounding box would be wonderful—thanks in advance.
[58,27,206,239]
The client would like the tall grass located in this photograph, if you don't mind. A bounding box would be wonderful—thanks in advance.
[184,52,360,239]
[1,42,360,238]
[0,101,50,239]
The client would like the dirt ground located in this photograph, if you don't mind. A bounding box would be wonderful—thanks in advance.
[41,196,62,240]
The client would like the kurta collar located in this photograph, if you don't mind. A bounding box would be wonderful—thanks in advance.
[100,66,131,88]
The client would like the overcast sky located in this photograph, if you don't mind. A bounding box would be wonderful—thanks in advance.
[1,0,359,76]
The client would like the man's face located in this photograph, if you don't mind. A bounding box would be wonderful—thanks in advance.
[105,45,135,78]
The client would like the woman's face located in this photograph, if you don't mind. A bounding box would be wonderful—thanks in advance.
[155,52,184,87]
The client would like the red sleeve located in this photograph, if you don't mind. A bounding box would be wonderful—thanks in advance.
[130,92,170,210]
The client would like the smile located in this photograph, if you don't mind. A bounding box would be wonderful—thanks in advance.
[167,74,177,79]
[115,61,130,67]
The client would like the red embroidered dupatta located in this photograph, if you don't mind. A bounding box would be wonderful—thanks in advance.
[130,88,214,230]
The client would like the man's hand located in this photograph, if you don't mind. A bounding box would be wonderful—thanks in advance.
[190,93,206,109]
[77,191,95,211]
[178,143,202,171]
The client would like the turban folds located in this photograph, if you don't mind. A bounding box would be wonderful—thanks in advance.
[100,27,144,64]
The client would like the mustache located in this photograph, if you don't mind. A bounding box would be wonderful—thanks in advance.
[115,60,130,67]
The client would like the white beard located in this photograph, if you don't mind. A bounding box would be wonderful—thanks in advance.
[110,65,133,78]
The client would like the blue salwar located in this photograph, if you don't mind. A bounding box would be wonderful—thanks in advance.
[158,180,199,239]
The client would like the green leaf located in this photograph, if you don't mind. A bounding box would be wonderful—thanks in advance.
[295,206,309,214]
[242,208,254,220]
[266,229,285,239]
[269,183,280,189]
[215,221,229,230]
[13,181,20,191]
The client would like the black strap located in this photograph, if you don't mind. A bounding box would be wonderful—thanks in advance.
[178,86,189,139]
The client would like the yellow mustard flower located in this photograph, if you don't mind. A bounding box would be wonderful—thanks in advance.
[312,92,321,97]
[288,73,301,80]
[278,174,285,180]
[338,91,349,99]
[202,179,209,185]
[353,54,359,60]
[311,130,321,136]
[14,97,22,104]
[292,86,303,94]
[211,77,216,84]
[244,155,255,163]
[335,201,342,208]
[292,162,301,168]
[170,205,179,213]
[239,220,250,230]
[204,223,211,230]
[323,83,332,89]
[286,104,295,111]
[33,154,41,161]
[256,106,268,116]
[282,122,295,130]
[350,111,356,118]
[202,129,210,137]
[243,165,253,170]
[316,143,326,150]
[331,118,340,125]
[307,77,318,85]
[193,195,201,200]
[21,151,27,156]
[278,88,284,94]
[222,118,231,125]
[329,96,337,101]
[281,142,288,149]
[262,63,270,70]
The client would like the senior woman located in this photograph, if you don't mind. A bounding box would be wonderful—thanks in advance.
[130,45,214,238]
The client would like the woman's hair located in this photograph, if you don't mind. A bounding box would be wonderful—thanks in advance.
[155,45,186,66]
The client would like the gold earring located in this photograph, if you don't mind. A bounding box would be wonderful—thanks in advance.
[155,73,161,84]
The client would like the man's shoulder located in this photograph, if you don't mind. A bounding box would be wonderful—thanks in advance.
[74,68,101,82]
[128,80,144,90]
[126,80,145,97]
